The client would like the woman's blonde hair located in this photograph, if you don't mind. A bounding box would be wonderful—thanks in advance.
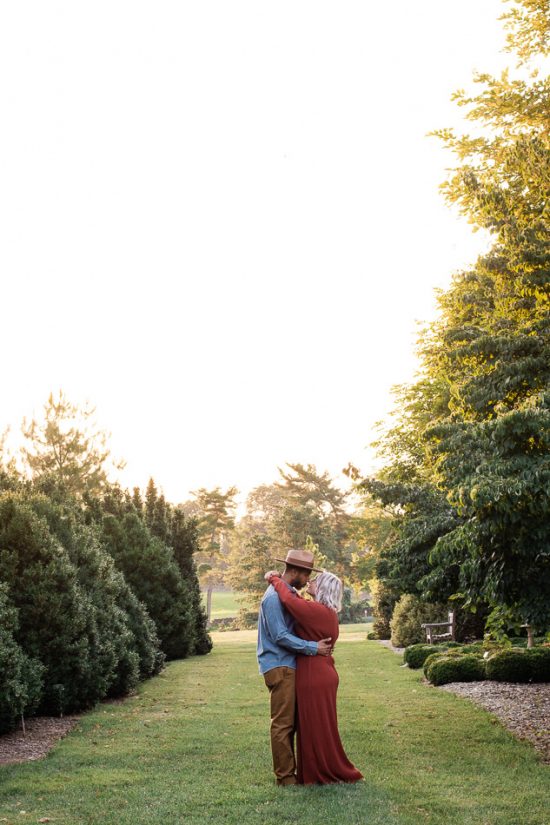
[315,571,343,612]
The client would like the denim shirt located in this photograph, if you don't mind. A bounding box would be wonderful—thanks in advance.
[257,582,318,674]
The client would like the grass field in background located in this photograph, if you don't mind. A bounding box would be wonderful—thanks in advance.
[202,590,241,618]
[203,592,372,622]
[1,632,548,825]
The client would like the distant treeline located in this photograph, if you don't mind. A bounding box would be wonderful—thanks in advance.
[0,466,211,735]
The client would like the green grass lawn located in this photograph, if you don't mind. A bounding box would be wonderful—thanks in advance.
[202,590,241,619]
[1,632,548,825]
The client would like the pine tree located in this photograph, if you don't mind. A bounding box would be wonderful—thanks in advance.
[0,583,44,734]
[0,493,97,714]
[21,392,122,497]
[169,508,212,655]
[101,511,195,660]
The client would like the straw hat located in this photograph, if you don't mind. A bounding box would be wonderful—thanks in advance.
[273,549,322,573]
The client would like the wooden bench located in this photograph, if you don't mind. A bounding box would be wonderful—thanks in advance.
[421,611,456,644]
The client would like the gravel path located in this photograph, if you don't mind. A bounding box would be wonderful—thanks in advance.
[439,681,550,763]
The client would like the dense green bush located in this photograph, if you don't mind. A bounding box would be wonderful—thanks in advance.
[485,648,550,683]
[370,580,395,640]
[102,512,194,660]
[0,419,211,734]
[114,581,165,680]
[460,642,484,654]
[530,648,550,681]
[425,654,486,686]
[390,594,448,648]
[168,509,212,656]
[422,648,468,678]
[403,643,450,669]
[0,584,44,734]
[31,498,145,699]
[0,494,102,715]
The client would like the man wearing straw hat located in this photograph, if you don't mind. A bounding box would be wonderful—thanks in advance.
[257,548,332,786]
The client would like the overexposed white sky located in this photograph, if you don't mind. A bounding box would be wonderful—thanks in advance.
[1,1,509,504]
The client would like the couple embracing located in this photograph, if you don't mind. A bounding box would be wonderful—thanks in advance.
[257,548,363,786]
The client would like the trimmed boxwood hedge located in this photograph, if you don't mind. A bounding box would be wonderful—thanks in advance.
[421,645,550,685]
[403,643,451,669]
[485,647,550,683]
[422,647,476,678]
[403,641,483,669]
[425,654,486,686]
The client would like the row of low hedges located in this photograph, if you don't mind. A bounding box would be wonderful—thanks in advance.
[404,642,480,669]
[485,647,550,683]
[424,652,486,685]
[414,645,550,686]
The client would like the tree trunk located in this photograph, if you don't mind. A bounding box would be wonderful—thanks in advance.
[206,586,213,626]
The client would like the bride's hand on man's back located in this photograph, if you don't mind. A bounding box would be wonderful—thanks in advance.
[264,570,281,581]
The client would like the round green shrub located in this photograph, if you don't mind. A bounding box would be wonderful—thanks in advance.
[486,647,550,682]
[485,649,532,682]
[390,594,448,648]
[530,648,550,682]
[366,631,378,640]
[460,642,484,654]
[422,647,468,678]
[426,654,486,686]
[404,643,449,669]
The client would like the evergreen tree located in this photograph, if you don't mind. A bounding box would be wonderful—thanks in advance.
[191,486,238,622]
[0,493,98,714]
[101,511,195,660]
[0,583,44,734]
[132,486,143,515]
[169,508,212,655]
[228,465,362,613]
[28,496,155,697]
[21,392,123,497]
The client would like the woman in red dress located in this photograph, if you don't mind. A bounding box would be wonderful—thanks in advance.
[265,570,363,785]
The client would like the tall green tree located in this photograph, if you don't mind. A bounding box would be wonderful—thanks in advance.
[361,0,550,635]
[21,391,123,497]
[169,507,212,654]
[190,486,238,623]
[228,465,365,614]
[0,583,44,734]
[0,494,98,714]
[423,0,550,630]
[101,511,195,660]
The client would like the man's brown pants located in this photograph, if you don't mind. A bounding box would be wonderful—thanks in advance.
[263,666,297,785]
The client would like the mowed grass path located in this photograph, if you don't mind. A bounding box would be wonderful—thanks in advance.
[1,626,549,825]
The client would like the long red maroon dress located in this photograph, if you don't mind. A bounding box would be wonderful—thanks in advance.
[270,576,363,785]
